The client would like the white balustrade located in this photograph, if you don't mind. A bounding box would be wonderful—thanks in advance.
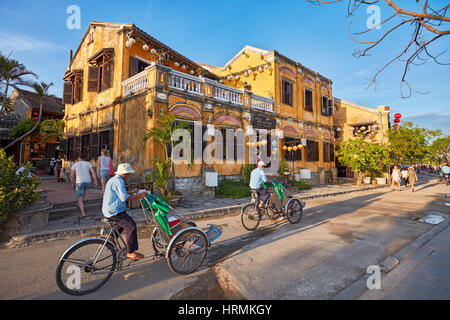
[251,94,274,112]
[168,70,203,95]
[121,68,150,96]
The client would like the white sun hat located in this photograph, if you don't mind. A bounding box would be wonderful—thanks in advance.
[115,163,136,175]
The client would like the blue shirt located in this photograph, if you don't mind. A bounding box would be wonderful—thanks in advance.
[102,175,129,218]
[249,168,268,190]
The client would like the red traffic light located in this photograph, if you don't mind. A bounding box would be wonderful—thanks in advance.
[394,113,402,119]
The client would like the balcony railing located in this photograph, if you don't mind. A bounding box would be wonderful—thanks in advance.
[122,64,274,112]
[122,68,149,96]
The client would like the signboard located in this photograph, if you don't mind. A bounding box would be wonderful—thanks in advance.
[250,111,276,130]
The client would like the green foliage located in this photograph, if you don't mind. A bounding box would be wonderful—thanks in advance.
[36,158,49,170]
[148,159,171,196]
[244,163,255,185]
[336,138,392,184]
[388,121,442,164]
[278,159,290,180]
[427,135,450,165]
[39,119,65,144]
[0,149,41,225]
[290,179,312,191]
[9,119,39,139]
[215,178,251,199]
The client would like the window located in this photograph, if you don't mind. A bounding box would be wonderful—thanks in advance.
[281,79,294,106]
[62,70,83,105]
[81,134,91,160]
[283,138,302,161]
[305,88,313,112]
[129,56,150,78]
[323,142,335,162]
[321,96,333,116]
[306,140,319,162]
[99,129,114,154]
[67,137,75,161]
[87,48,114,93]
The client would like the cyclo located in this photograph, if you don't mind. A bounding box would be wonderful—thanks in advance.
[55,191,222,296]
[241,180,305,231]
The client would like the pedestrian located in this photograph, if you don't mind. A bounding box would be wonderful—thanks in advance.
[408,166,418,192]
[401,166,409,187]
[70,153,98,219]
[97,148,112,195]
[391,165,401,191]
[55,158,62,182]
[49,158,55,176]
[102,163,146,261]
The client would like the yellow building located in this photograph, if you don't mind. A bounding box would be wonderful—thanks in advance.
[60,22,338,195]
[333,98,390,179]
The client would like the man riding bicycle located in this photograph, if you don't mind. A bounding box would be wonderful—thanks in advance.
[249,161,271,209]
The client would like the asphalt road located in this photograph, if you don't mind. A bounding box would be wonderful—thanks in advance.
[0,175,448,300]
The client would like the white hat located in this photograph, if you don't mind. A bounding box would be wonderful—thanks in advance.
[257,161,265,167]
[115,163,135,175]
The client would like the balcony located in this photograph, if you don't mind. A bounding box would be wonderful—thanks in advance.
[121,64,274,112]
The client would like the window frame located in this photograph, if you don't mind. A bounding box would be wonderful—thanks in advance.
[281,78,294,106]
[304,88,313,112]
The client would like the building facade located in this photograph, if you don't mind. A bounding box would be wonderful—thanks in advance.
[60,22,338,195]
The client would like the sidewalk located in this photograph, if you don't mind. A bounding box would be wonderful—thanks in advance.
[7,181,389,248]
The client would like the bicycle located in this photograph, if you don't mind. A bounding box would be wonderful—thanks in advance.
[241,180,306,231]
[55,193,222,296]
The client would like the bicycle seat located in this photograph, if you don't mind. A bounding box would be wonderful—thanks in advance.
[99,218,117,226]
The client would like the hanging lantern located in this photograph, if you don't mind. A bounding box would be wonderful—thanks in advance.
[394,113,402,119]
[282,145,288,151]
[264,63,270,70]
[219,79,224,84]
[235,75,240,81]
[297,144,303,149]
[258,66,263,72]
[293,146,298,151]
[227,75,233,81]
[261,140,267,146]
[394,118,400,123]
[248,69,253,75]
[174,61,180,67]
[288,146,293,152]
[129,37,136,45]
[143,44,149,51]
[244,71,248,77]
[190,70,195,75]
[182,64,187,70]
[151,48,157,54]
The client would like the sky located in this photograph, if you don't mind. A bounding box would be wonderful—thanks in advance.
[1,0,449,134]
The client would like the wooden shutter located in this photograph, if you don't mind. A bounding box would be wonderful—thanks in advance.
[73,72,83,103]
[314,141,319,161]
[87,66,100,92]
[90,132,100,159]
[306,140,314,162]
[102,59,112,89]
[129,56,139,77]
[107,129,114,157]
[74,136,82,159]
[328,98,333,116]
[330,143,335,162]
[62,83,73,105]
[323,142,328,162]
[58,139,67,160]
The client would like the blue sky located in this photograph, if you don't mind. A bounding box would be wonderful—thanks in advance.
[1,0,449,134]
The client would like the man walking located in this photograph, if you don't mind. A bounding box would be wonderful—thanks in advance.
[102,163,146,261]
[70,154,98,219]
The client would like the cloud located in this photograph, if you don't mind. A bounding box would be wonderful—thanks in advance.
[401,110,450,134]
[0,32,67,53]
[403,110,448,119]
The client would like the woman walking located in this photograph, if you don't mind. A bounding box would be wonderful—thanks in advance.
[391,165,401,191]
[97,148,112,195]
[408,166,419,192]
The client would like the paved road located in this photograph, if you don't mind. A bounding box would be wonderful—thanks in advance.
[0,175,448,299]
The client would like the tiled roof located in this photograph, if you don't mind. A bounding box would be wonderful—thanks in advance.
[14,89,64,115]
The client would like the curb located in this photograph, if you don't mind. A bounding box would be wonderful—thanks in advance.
[6,184,390,248]
[332,218,450,300]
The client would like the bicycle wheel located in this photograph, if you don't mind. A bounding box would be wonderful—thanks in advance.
[285,198,303,224]
[151,227,166,255]
[241,203,261,231]
[56,238,117,296]
[167,228,208,275]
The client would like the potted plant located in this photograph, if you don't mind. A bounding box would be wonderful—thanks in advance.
[36,158,49,175]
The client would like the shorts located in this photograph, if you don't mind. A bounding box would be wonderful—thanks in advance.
[76,182,91,198]
[99,170,110,179]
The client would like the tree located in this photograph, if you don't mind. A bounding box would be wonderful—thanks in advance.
[0,51,37,114]
[306,1,450,97]
[39,119,65,145]
[388,121,442,164]
[336,138,392,184]
[5,82,54,150]
[427,134,450,165]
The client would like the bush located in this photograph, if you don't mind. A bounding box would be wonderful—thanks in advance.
[0,149,41,225]
[244,164,255,185]
[290,179,312,191]
[215,178,251,199]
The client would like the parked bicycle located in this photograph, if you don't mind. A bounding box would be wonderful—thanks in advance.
[55,192,222,296]
[241,180,305,231]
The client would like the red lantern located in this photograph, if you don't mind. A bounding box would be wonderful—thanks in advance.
[394,118,400,123]
[394,113,402,119]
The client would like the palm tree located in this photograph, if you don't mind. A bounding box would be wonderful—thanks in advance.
[0,51,37,114]
[5,82,54,150]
